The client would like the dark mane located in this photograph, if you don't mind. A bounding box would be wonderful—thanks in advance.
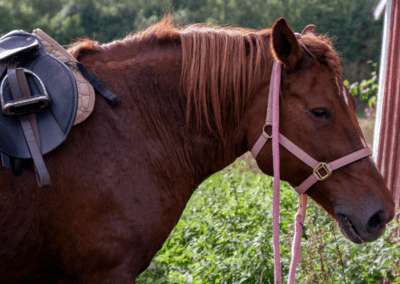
[68,16,343,136]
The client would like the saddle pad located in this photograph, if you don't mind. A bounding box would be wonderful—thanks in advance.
[33,29,95,125]
[0,30,78,159]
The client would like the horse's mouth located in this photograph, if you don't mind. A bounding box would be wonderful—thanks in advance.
[336,214,365,244]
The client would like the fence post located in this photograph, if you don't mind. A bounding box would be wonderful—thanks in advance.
[374,0,400,212]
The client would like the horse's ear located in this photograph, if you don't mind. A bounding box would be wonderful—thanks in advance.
[302,25,318,37]
[271,18,303,69]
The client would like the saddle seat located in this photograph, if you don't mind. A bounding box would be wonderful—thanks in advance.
[0,30,117,187]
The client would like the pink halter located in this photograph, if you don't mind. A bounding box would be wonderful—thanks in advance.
[251,56,371,283]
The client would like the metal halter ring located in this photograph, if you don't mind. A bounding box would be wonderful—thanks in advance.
[0,68,50,116]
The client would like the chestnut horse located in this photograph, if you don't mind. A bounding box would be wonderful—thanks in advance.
[0,17,395,283]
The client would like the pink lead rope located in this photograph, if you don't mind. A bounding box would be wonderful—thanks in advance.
[270,60,283,284]
[288,195,308,284]
[252,52,372,282]
[271,60,307,284]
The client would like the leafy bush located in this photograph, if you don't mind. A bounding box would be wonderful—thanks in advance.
[137,161,400,283]
[344,61,378,118]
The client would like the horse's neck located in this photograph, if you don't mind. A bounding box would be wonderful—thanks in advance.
[80,47,247,201]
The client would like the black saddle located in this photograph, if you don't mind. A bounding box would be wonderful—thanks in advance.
[0,30,78,187]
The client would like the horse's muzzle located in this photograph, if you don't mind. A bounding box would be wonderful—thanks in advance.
[335,204,392,244]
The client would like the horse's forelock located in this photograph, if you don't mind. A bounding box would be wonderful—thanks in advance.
[301,35,345,100]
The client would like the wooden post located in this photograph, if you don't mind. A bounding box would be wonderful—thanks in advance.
[375,0,400,212]
[370,3,399,284]
[374,0,392,159]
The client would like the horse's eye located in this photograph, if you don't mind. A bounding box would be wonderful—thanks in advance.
[310,110,331,120]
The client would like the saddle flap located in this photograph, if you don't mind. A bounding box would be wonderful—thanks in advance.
[0,31,40,61]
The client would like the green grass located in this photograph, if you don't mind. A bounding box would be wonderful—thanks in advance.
[137,161,400,283]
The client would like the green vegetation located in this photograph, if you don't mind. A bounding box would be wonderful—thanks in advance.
[345,61,379,120]
[137,161,400,283]
[0,0,382,83]
[345,61,378,108]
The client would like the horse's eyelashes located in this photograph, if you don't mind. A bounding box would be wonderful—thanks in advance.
[310,110,331,120]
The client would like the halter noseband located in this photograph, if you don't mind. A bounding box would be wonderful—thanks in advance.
[251,60,372,194]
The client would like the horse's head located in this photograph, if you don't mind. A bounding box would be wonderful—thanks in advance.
[249,18,395,244]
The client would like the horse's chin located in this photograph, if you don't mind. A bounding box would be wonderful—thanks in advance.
[337,223,363,244]
[336,215,365,244]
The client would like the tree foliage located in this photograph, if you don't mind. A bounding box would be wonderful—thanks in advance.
[0,0,383,82]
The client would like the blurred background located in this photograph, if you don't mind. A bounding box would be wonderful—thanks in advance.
[0,0,382,84]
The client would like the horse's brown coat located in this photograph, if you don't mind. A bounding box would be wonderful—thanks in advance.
[0,17,394,283]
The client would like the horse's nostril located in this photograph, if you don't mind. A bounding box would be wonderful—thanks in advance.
[368,213,381,228]
[367,211,385,229]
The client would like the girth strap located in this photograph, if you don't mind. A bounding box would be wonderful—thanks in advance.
[7,62,50,187]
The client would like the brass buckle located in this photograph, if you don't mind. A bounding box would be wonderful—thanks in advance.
[314,162,331,181]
